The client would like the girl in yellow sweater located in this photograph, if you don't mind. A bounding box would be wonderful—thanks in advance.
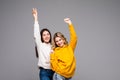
[50,18,77,80]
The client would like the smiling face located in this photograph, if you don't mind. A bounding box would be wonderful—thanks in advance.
[42,30,51,43]
[55,36,65,47]
[53,32,68,48]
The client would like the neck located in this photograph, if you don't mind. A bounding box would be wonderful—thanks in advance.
[44,42,50,44]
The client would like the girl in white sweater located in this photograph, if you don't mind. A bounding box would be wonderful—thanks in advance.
[32,8,54,80]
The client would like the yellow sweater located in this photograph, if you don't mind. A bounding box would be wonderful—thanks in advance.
[50,24,77,78]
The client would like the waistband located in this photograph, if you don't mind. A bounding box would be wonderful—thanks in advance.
[39,67,51,70]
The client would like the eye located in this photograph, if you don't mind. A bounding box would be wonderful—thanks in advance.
[55,40,58,43]
[43,34,46,36]
[47,33,50,36]
[59,38,62,41]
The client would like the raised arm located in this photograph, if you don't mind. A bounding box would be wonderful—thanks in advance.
[32,8,41,46]
[64,18,77,51]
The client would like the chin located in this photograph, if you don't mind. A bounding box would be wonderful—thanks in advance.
[45,41,50,43]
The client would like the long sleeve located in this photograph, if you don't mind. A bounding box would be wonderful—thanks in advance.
[34,21,41,47]
[50,53,58,71]
[69,24,77,51]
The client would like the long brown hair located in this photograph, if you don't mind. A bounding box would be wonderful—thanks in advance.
[35,28,52,58]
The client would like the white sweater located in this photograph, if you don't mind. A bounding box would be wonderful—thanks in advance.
[34,21,51,69]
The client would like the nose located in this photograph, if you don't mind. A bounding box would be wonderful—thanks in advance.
[58,41,61,45]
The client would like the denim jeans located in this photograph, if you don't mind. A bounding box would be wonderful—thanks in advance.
[39,67,54,80]
[53,73,72,80]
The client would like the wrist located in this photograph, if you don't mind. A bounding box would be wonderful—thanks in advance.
[34,20,38,24]
[68,21,72,25]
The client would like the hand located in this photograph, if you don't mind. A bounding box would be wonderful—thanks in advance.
[64,18,72,24]
[50,50,54,53]
[32,8,38,21]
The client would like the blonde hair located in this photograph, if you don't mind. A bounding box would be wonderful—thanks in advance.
[52,32,68,49]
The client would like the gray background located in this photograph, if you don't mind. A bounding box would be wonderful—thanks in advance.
[0,0,120,80]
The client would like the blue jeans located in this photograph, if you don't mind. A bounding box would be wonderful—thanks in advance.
[53,73,72,80]
[39,67,54,80]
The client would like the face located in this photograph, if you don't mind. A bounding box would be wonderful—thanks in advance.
[42,31,50,43]
[55,37,65,47]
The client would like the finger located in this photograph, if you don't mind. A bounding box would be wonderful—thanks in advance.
[34,8,37,12]
[32,8,35,11]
